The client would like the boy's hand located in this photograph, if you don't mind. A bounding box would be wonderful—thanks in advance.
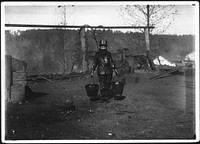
[91,70,94,76]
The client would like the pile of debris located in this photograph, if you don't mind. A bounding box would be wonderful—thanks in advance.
[133,55,151,71]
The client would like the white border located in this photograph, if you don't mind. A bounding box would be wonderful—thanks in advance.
[195,1,200,142]
[1,2,6,143]
[1,1,199,6]
[1,1,199,143]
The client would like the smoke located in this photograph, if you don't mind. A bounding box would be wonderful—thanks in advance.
[154,56,176,67]
[185,51,195,61]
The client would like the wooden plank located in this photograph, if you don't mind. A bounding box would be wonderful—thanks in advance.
[12,57,27,72]
[150,68,180,80]
[13,72,27,86]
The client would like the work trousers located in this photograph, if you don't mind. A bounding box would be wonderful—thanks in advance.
[98,74,112,98]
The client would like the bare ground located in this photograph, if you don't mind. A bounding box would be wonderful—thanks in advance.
[4,70,196,141]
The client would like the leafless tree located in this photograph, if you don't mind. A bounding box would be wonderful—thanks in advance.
[117,5,178,34]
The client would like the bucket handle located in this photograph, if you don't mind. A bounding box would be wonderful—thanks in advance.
[91,75,95,84]
[89,75,95,84]
[112,75,126,85]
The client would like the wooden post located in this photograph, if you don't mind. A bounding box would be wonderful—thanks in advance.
[145,5,156,71]
[6,55,12,101]
[145,28,150,51]
[80,28,87,73]
[130,56,134,74]
[146,49,156,71]
[146,5,150,51]
[145,28,155,70]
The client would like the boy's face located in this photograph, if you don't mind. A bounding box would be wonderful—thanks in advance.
[100,46,107,49]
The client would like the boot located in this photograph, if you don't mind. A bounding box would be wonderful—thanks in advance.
[104,90,111,102]
[98,89,105,101]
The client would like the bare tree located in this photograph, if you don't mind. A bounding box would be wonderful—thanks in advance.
[117,5,178,34]
[57,5,75,25]
[56,5,76,74]
[117,5,178,71]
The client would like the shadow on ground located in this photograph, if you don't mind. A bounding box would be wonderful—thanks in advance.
[25,86,48,102]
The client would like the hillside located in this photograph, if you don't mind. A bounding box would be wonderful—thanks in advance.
[5,29,195,75]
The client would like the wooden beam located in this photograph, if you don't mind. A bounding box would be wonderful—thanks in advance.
[149,68,180,80]
[5,24,155,29]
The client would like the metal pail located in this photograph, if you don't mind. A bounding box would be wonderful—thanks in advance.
[111,81,124,96]
[85,84,99,97]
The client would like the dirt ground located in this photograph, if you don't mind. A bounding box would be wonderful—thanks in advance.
[4,70,196,141]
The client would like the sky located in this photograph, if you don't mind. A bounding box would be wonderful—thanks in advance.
[2,1,199,35]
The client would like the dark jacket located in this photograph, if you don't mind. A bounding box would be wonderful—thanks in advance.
[93,49,116,75]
